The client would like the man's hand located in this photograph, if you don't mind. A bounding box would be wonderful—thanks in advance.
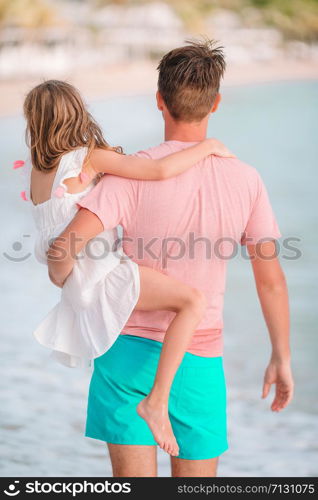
[262,358,294,411]
[48,267,65,288]
[46,247,66,288]
[247,241,293,412]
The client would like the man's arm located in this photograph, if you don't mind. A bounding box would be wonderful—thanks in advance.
[247,240,294,411]
[47,208,103,287]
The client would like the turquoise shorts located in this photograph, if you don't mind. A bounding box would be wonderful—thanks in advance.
[85,334,228,460]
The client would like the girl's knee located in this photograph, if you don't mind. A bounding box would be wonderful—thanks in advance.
[185,288,206,319]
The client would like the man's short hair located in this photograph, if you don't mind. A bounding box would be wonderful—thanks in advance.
[157,39,226,122]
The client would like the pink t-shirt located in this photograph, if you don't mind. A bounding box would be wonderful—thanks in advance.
[78,141,281,357]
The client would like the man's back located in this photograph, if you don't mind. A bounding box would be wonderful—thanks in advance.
[70,38,292,476]
[80,140,281,356]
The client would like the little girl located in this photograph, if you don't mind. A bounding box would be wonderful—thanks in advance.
[23,80,233,457]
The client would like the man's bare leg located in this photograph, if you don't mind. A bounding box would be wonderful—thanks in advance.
[107,444,157,477]
[170,457,219,477]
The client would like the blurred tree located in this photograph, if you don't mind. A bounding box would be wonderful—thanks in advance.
[167,0,318,41]
[261,0,318,41]
[0,0,59,28]
[1,0,318,40]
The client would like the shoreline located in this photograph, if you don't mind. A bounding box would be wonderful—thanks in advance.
[1,58,317,118]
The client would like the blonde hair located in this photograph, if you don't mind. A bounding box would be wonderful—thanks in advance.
[24,79,122,172]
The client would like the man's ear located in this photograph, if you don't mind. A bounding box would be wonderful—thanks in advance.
[211,93,221,114]
[156,91,164,111]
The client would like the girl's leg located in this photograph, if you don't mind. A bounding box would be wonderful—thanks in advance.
[134,266,206,456]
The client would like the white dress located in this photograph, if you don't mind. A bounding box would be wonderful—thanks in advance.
[28,147,140,368]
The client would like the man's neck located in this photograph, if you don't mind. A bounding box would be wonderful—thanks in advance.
[164,117,208,142]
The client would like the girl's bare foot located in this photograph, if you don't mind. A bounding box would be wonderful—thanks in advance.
[137,396,179,456]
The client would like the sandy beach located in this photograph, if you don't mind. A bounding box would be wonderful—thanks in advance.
[1,57,317,118]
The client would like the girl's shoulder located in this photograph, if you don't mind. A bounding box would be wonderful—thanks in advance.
[60,146,88,169]
[55,146,88,180]
[53,146,93,199]
[32,147,89,205]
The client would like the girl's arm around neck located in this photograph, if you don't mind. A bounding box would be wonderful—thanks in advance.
[88,139,234,181]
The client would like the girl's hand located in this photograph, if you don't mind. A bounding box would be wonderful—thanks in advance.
[205,138,235,158]
[262,358,294,411]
